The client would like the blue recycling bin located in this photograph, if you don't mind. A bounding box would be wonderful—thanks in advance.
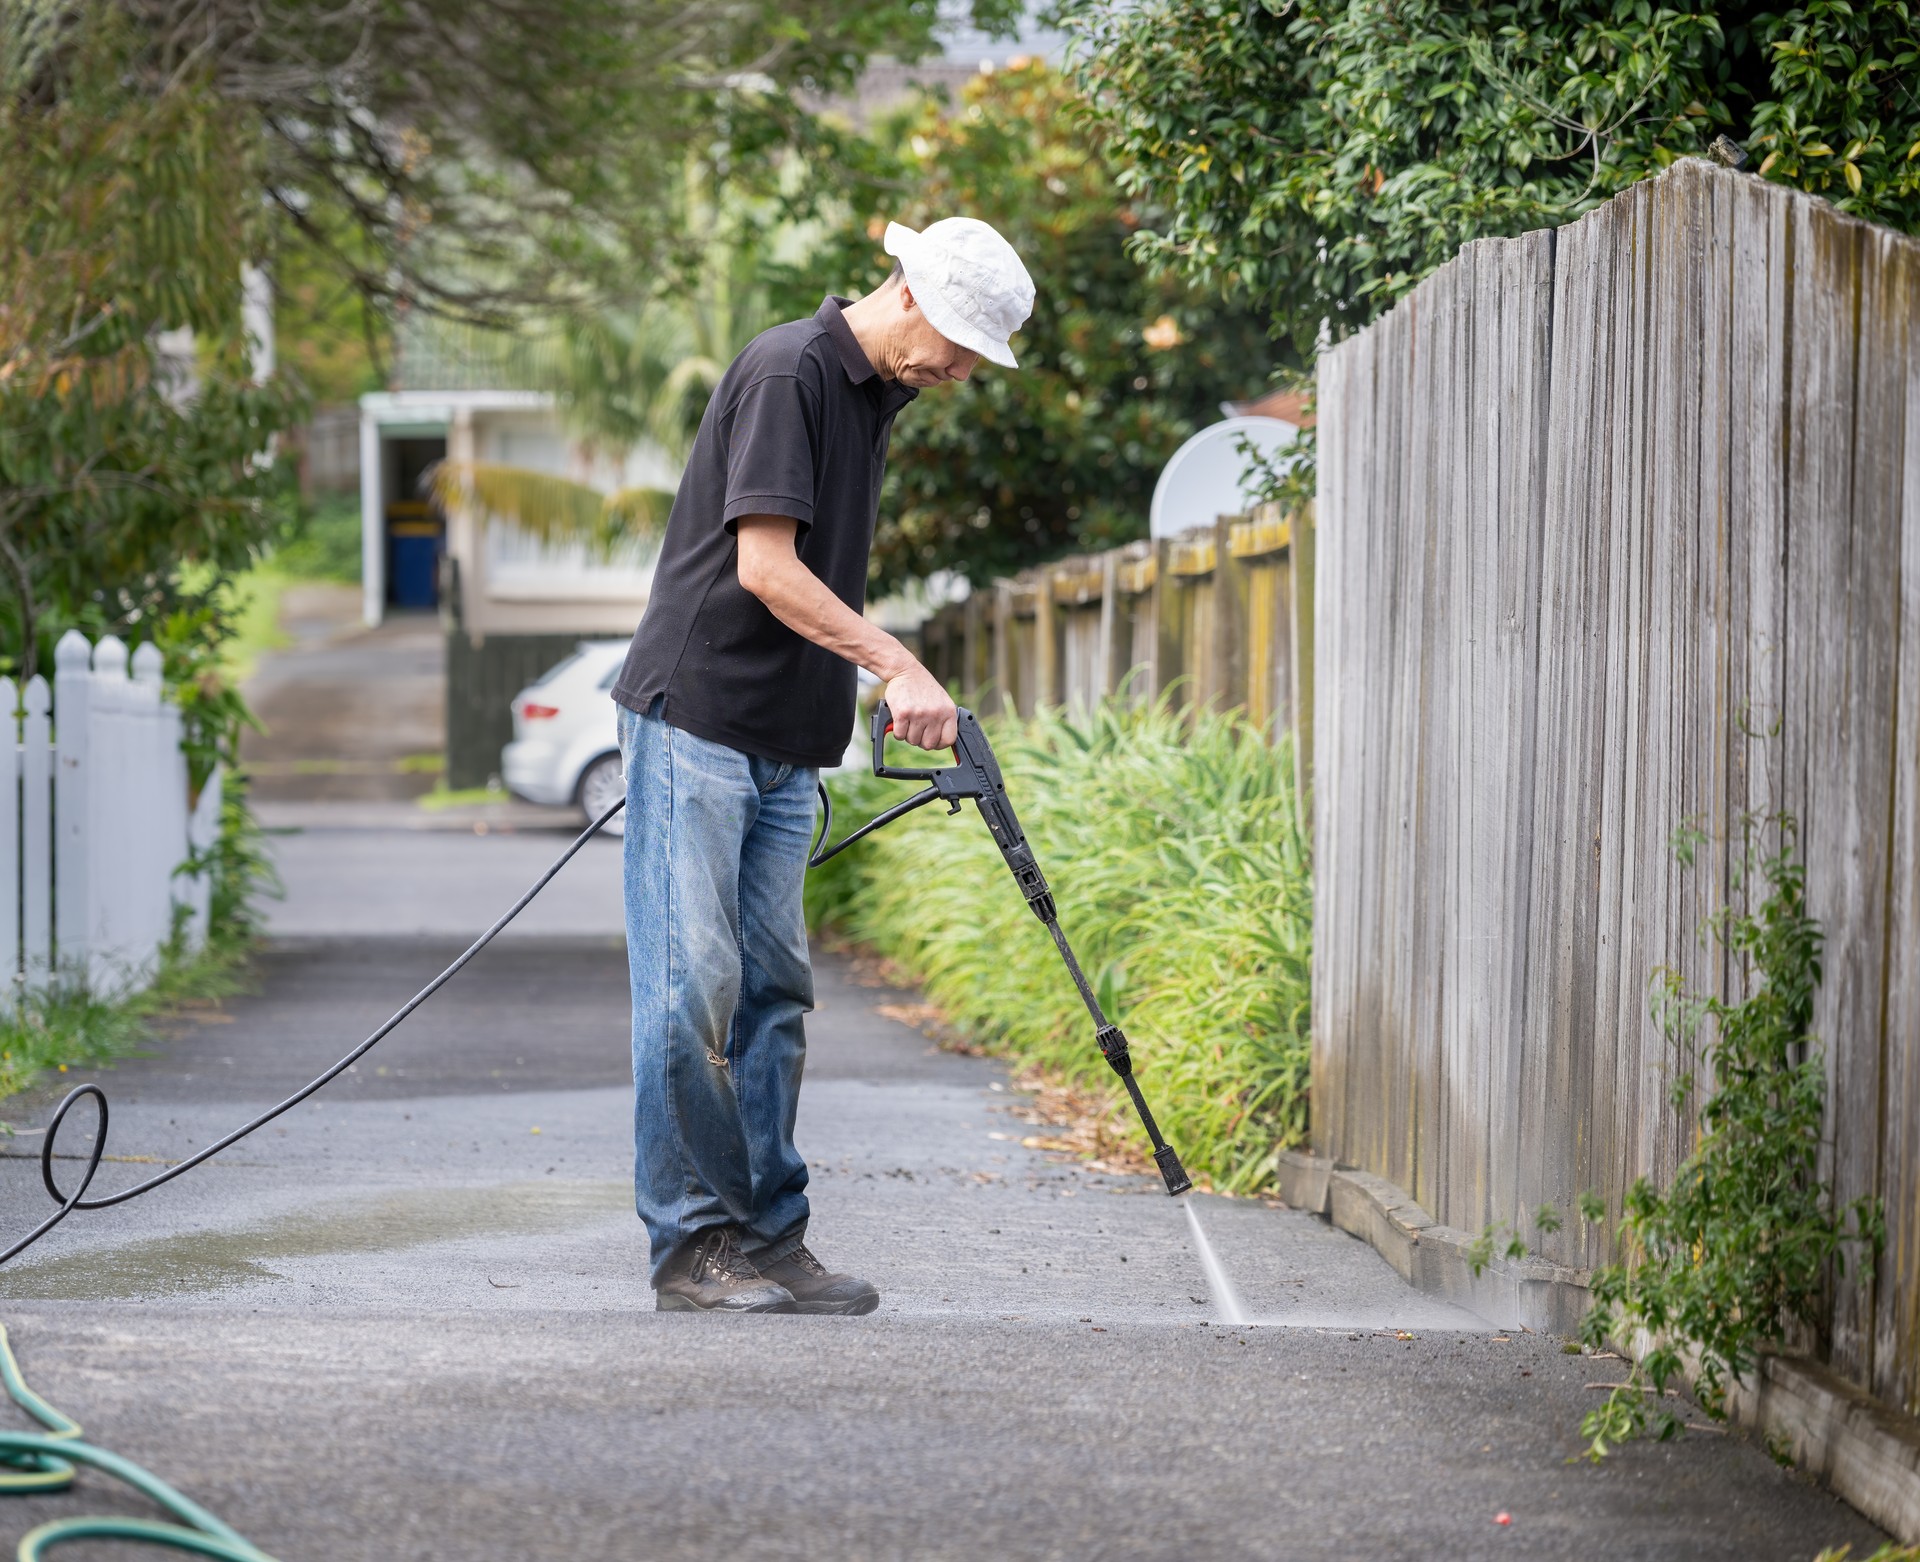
[388,525,441,608]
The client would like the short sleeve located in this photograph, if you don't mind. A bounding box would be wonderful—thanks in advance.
[722,374,818,533]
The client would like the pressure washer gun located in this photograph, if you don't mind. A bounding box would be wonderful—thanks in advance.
[810,702,1193,1198]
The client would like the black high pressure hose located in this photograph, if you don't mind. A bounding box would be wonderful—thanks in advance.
[2,702,1190,1268]
[3,764,845,1270]
[0,795,630,1269]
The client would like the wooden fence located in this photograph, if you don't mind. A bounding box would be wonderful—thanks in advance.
[1313,157,1920,1410]
[916,505,1316,793]
[3,631,220,997]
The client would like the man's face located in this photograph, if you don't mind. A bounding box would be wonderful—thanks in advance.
[894,285,981,388]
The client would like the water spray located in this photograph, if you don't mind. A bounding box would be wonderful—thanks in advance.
[811,703,1193,1198]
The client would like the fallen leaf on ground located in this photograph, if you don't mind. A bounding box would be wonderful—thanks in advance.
[876,1002,944,1030]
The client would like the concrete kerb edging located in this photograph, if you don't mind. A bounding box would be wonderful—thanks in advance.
[1276,1149,1920,1543]
[1274,1150,1590,1336]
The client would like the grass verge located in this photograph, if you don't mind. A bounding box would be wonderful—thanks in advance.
[0,935,253,1120]
[805,697,1312,1195]
[0,781,280,1116]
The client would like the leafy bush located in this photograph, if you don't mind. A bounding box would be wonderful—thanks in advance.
[778,60,1277,590]
[1577,819,1882,1458]
[273,493,364,584]
[805,698,1312,1193]
[1063,0,1920,360]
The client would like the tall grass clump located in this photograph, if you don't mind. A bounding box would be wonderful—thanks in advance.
[806,696,1312,1193]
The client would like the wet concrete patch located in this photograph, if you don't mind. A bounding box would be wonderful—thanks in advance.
[0,1180,626,1300]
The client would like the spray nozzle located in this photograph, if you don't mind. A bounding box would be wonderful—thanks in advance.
[1154,1145,1192,1197]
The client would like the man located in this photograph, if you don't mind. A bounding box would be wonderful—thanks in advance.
[610,217,1035,1313]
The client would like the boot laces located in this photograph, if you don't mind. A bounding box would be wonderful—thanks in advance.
[691,1228,759,1285]
[784,1243,827,1277]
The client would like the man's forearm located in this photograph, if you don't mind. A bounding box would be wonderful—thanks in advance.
[735,525,916,680]
[734,513,957,750]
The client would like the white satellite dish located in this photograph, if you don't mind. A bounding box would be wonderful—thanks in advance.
[1149,415,1298,539]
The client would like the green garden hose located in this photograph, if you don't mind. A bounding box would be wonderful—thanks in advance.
[0,805,629,1556]
[0,1325,276,1561]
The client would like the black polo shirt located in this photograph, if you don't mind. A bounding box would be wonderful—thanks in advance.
[611,297,918,767]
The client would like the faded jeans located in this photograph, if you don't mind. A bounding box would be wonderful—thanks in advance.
[618,701,817,1284]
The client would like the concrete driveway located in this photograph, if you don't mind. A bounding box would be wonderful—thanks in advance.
[0,600,1888,1560]
[0,843,1887,1559]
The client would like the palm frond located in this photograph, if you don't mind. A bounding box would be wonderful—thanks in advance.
[430,461,670,557]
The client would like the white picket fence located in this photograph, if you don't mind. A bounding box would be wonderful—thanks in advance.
[3,630,222,1000]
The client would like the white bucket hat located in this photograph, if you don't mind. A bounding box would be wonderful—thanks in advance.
[883,217,1034,369]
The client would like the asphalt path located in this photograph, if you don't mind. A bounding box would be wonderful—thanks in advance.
[0,818,1888,1560]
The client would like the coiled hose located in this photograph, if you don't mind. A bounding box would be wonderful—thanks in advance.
[0,793,632,1556]
[0,1324,270,1559]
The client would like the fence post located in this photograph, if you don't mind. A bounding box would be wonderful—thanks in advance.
[1290,500,1316,832]
[1148,537,1179,703]
[961,592,983,705]
[1033,565,1059,710]
[51,631,91,984]
[22,676,51,985]
[0,677,14,1007]
[1095,551,1122,701]
[89,635,130,989]
[1215,513,1248,716]
[133,642,172,961]
[991,580,1014,716]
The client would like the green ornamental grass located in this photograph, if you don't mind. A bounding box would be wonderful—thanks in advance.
[805,697,1312,1194]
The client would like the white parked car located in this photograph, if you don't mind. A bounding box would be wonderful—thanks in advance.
[502,641,628,834]
[503,645,883,837]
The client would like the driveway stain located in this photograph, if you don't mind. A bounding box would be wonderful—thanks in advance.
[0,1180,627,1300]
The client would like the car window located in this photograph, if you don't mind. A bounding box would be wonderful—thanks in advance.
[532,651,584,687]
[597,662,622,690]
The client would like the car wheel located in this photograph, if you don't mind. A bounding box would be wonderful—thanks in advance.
[578,752,626,837]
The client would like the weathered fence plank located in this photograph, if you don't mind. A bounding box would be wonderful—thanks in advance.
[0,679,14,1005]
[1879,239,1920,1409]
[1315,156,1920,1413]
[21,676,51,984]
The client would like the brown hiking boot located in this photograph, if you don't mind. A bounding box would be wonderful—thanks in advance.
[655,1228,796,1313]
[754,1243,880,1316]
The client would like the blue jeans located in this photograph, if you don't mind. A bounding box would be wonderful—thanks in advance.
[618,702,817,1284]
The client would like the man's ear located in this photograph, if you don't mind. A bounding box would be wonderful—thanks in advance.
[898,281,920,315]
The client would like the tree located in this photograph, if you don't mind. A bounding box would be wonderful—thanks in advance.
[1062,0,1920,358]
[780,60,1275,590]
[7,0,1025,326]
[427,171,774,553]
[1,15,300,695]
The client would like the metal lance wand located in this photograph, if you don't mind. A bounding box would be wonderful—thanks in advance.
[810,701,1193,1197]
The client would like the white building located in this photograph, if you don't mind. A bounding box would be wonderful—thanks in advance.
[356,388,673,638]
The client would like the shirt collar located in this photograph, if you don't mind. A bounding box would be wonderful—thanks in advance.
[818,296,880,385]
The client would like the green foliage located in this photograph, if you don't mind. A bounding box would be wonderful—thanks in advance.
[1577,819,1882,1459]
[1466,1204,1564,1276]
[1814,1546,1920,1562]
[0,975,153,1107]
[199,781,281,946]
[6,0,1025,329]
[1062,0,1920,358]
[805,697,1312,1191]
[1748,1,1920,205]
[273,494,363,585]
[782,61,1276,590]
[1,13,302,696]
[429,462,672,559]
[0,928,256,1109]
[1,15,305,966]
[509,167,782,465]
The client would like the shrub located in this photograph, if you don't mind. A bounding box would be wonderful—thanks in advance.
[806,697,1312,1193]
